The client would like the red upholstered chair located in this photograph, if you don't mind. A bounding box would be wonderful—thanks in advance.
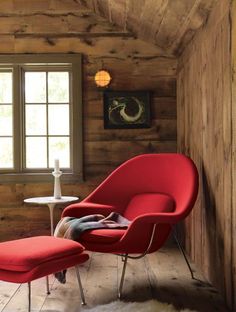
[62,153,199,297]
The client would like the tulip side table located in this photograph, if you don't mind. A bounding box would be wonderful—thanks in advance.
[24,196,79,236]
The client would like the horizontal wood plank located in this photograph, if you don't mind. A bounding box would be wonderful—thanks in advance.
[84,141,176,165]
[84,119,176,142]
[84,77,176,96]
[84,57,177,77]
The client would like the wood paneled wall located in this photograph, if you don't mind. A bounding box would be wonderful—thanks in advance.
[177,0,233,309]
[232,0,236,309]
[0,1,177,242]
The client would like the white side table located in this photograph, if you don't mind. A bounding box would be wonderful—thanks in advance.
[24,196,79,236]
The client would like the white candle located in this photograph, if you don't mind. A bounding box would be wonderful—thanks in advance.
[54,159,60,172]
[52,159,62,200]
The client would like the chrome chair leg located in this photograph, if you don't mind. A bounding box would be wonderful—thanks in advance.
[28,282,31,312]
[174,230,194,279]
[46,276,50,294]
[118,254,128,299]
[75,266,86,305]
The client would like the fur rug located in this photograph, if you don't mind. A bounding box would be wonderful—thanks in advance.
[84,300,197,312]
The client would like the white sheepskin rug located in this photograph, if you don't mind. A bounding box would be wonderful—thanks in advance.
[84,300,197,312]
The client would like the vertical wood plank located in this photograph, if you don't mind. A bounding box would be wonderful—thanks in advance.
[231,1,236,310]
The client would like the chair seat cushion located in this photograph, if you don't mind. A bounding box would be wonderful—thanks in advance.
[79,193,174,245]
[124,193,175,220]
[80,229,126,244]
[0,236,85,272]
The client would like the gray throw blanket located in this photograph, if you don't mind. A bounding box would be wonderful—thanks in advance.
[54,212,130,283]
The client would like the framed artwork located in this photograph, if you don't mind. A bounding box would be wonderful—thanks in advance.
[103,90,151,129]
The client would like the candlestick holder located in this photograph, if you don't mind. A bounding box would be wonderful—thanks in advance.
[52,170,62,199]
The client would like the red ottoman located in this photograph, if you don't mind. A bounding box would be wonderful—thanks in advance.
[0,236,89,311]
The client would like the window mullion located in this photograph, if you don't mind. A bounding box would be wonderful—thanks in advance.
[46,71,49,169]
[13,65,22,172]
[21,67,28,172]
[71,59,82,175]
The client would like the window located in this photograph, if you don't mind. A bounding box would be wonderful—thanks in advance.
[0,54,82,183]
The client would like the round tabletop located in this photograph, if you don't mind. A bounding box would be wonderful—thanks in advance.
[24,196,79,205]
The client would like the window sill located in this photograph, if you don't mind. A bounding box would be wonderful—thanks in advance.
[0,172,83,184]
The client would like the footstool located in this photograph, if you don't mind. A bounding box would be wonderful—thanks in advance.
[0,236,89,311]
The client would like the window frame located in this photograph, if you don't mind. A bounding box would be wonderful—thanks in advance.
[0,54,83,183]
[0,68,14,170]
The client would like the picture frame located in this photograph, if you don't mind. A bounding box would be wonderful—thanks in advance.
[103,90,151,129]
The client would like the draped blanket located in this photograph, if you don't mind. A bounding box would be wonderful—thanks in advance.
[54,212,130,283]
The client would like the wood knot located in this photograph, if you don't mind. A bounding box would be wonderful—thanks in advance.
[45,37,56,46]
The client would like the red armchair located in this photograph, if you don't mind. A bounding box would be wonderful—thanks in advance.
[62,153,198,297]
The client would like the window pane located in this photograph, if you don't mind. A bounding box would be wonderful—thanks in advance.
[49,137,70,168]
[48,72,69,103]
[25,72,46,103]
[0,72,12,104]
[26,137,47,168]
[0,106,12,135]
[48,105,69,135]
[25,105,46,135]
[0,138,13,168]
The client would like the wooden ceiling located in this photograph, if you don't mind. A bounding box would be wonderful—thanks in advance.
[81,0,218,56]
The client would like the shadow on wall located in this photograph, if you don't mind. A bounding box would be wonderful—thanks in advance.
[176,161,230,308]
[177,161,227,298]
[201,164,227,298]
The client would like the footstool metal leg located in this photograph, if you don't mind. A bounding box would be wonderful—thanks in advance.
[28,282,31,312]
[46,276,50,294]
[75,266,86,305]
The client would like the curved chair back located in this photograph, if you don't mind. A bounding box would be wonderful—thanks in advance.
[85,153,198,221]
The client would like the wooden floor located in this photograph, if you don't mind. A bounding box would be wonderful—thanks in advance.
[0,246,230,312]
